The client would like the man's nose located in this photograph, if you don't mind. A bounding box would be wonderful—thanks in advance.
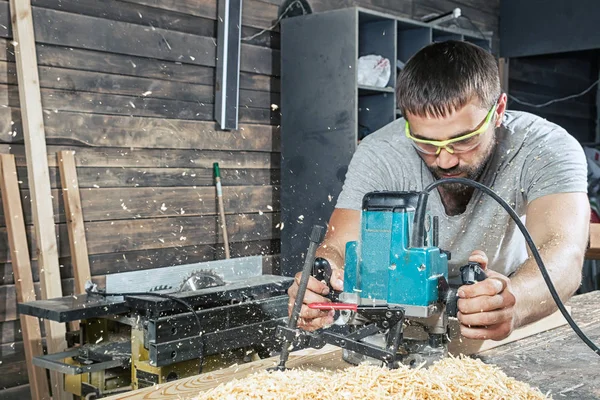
[436,148,459,170]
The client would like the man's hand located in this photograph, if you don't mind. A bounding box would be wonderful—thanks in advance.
[287,266,344,331]
[457,250,517,341]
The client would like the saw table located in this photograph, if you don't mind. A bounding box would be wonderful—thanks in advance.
[105,290,600,400]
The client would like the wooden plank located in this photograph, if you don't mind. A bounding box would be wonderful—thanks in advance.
[8,1,70,398]
[0,4,279,76]
[58,151,91,295]
[12,166,279,190]
[119,0,281,32]
[0,146,279,169]
[586,223,600,259]
[0,109,280,151]
[0,185,279,226]
[82,212,280,255]
[35,7,278,76]
[448,307,571,355]
[0,39,281,92]
[0,239,280,286]
[0,85,279,125]
[0,62,280,108]
[0,211,280,264]
[0,155,50,399]
[28,0,280,49]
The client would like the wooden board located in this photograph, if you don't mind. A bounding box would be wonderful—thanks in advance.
[0,5,280,76]
[0,154,50,399]
[0,85,279,126]
[0,61,280,108]
[0,239,280,286]
[58,151,91,294]
[9,167,279,190]
[0,185,279,226]
[0,109,280,152]
[586,223,600,259]
[8,1,70,398]
[448,307,571,355]
[0,38,281,92]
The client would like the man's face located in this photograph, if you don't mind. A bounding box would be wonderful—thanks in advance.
[405,95,507,194]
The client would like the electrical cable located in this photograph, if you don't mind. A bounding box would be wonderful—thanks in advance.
[241,0,306,41]
[508,79,600,108]
[412,177,600,356]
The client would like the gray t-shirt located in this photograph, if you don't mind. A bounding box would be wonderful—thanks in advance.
[336,110,587,278]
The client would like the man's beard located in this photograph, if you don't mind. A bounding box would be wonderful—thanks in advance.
[427,138,496,195]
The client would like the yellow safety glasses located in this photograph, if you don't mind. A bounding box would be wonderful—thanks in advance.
[405,102,499,155]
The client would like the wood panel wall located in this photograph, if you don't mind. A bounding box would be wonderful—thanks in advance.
[508,52,599,143]
[0,0,499,397]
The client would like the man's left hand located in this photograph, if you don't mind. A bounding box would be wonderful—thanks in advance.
[457,250,517,341]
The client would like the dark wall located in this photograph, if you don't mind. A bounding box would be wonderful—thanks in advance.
[501,0,600,58]
[508,52,599,144]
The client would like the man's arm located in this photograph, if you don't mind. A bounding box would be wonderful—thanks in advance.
[287,208,360,331]
[458,192,590,340]
[511,192,589,325]
[315,208,361,271]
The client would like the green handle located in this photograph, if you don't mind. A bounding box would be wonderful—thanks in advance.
[213,162,221,179]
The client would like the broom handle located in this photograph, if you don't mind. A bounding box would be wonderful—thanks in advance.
[214,163,230,259]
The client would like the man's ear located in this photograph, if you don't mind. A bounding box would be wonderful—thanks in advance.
[495,93,508,127]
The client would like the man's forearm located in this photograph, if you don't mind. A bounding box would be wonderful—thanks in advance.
[316,241,345,270]
[510,240,585,327]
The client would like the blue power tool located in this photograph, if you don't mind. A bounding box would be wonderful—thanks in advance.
[276,191,486,369]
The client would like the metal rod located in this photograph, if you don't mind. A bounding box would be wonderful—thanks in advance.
[275,225,325,370]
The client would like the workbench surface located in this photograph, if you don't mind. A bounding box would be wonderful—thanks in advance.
[106,290,600,400]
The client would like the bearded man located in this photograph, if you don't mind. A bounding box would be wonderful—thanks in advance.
[287,40,590,341]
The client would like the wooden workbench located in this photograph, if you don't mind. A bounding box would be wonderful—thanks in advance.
[107,291,600,400]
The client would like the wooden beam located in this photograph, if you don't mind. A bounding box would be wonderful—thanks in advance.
[0,154,50,400]
[57,151,91,295]
[586,223,600,259]
[8,1,71,398]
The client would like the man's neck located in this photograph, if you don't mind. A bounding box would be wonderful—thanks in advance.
[438,186,475,216]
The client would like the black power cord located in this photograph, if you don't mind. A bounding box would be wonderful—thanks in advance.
[411,177,600,356]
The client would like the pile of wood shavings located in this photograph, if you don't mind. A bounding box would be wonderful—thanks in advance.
[195,356,549,400]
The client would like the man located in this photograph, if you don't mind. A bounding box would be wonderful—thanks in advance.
[287,40,589,341]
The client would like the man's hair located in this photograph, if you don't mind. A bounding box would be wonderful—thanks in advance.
[396,40,501,118]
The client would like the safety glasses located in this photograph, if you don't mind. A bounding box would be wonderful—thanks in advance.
[405,102,499,155]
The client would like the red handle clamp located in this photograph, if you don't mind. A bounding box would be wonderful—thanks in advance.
[308,302,358,311]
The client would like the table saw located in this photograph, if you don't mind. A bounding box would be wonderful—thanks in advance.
[17,257,294,398]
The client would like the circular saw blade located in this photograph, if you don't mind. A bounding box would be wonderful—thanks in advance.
[179,269,225,292]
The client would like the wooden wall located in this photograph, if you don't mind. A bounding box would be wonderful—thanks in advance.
[0,0,499,397]
[508,51,599,144]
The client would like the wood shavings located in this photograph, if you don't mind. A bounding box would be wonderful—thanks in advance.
[195,356,549,400]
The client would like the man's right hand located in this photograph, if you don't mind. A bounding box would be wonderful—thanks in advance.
[287,267,344,331]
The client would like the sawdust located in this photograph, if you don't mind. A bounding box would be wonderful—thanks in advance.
[194,356,549,399]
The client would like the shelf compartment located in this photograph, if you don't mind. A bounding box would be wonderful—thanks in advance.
[358,84,395,95]
[358,92,395,139]
[359,12,396,89]
[397,23,431,65]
